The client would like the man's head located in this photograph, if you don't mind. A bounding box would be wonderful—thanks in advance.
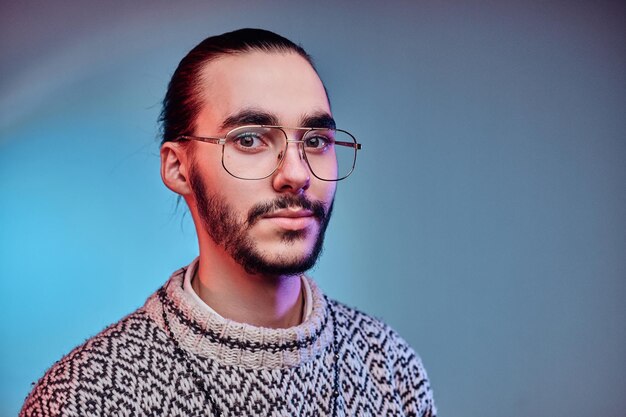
[159,29,338,276]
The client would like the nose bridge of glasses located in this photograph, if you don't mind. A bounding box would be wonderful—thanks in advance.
[281,138,306,163]
[272,127,304,158]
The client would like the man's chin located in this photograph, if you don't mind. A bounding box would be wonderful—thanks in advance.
[239,256,317,276]
[233,242,321,276]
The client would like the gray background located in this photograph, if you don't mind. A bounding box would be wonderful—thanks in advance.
[1,1,625,416]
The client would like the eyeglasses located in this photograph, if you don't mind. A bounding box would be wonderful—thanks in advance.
[175,125,362,181]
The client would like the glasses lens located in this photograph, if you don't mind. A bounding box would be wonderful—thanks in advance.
[223,126,284,179]
[303,129,357,181]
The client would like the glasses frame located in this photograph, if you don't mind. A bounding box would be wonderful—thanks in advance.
[174,125,362,181]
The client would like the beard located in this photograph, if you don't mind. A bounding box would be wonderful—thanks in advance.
[189,168,333,276]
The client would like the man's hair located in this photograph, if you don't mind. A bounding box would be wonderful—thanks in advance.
[159,28,317,145]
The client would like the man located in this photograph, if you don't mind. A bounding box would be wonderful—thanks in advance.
[21,28,436,416]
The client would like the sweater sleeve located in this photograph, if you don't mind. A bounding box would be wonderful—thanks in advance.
[389,329,437,417]
[19,312,151,417]
[20,354,82,417]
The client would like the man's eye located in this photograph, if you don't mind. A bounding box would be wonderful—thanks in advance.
[304,135,331,150]
[232,133,265,150]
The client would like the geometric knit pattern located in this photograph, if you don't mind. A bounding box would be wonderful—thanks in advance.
[20,264,436,417]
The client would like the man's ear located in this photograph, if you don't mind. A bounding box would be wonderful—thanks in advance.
[160,142,193,195]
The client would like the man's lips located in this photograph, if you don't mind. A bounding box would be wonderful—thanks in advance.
[261,208,316,230]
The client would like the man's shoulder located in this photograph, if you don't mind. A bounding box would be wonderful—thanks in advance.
[20,308,166,417]
[328,298,415,355]
[54,308,159,363]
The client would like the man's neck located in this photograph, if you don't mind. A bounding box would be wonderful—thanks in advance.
[192,247,304,329]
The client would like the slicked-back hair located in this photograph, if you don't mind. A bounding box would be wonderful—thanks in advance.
[159,28,318,145]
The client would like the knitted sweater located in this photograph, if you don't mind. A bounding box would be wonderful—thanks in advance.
[21,265,437,416]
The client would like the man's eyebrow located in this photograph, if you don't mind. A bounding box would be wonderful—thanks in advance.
[220,109,337,131]
[220,109,279,131]
[300,112,336,129]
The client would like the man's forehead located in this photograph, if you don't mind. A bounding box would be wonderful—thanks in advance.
[196,51,331,132]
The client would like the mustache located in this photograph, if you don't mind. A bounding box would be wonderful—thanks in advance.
[247,194,328,226]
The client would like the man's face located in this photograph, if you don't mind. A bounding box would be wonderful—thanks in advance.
[187,51,337,276]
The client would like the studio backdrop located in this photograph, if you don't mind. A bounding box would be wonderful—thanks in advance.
[1,1,625,416]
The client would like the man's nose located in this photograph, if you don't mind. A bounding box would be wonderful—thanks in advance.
[271,140,310,193]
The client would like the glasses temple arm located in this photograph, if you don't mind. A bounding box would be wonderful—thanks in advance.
[177,135,224,145]
[334,140,362,150]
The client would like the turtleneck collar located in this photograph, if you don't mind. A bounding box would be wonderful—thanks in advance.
[143,262,334,370]
[181,257,314,323]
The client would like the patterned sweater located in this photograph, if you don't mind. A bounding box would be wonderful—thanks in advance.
[21,265,436,416]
